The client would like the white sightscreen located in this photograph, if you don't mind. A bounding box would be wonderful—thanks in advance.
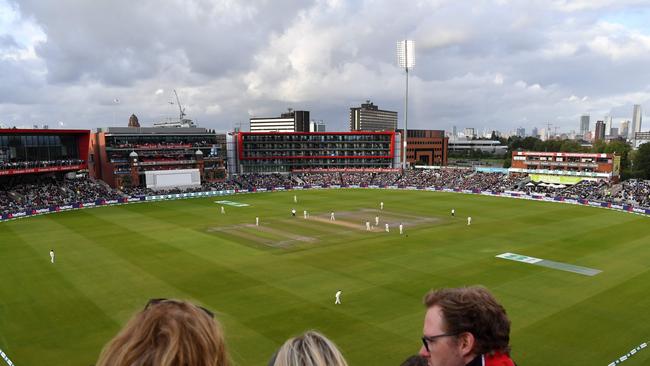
[145,169,201,190]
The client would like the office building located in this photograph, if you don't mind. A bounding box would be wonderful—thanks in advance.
[516,128,526,137]
[620,120,630,138]
[231,131,398,173]
[310,120,326,132]
[631,104,642,140]
[349,101,398,131]
[397,129,448,166]
[250,110,310,132]
[580,115,590,136]
[594,121,606,141]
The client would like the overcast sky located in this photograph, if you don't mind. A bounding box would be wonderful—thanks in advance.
[2,0,650,134]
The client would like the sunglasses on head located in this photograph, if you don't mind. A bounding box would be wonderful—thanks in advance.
[145,298,215,319]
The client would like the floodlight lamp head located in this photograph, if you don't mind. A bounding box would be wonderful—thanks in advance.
[396,40,415,69]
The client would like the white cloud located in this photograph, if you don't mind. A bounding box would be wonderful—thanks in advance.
[3,0,650,134]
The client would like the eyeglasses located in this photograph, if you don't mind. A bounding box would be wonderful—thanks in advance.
[421,333,459,353]
[145,298,215,319]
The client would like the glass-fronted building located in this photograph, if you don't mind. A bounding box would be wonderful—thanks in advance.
[0,129,89,178]
[233,131,399,173]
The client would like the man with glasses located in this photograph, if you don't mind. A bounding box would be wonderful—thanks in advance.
[419,286,516,366]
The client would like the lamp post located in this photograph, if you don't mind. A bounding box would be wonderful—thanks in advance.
[397,40,415,170]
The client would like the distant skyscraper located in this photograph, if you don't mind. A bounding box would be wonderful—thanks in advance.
[452,125,457,137]
[620,120,630,138]
[349,100,397,131]
[539,128,547,141]
[595,120,606,141]
[605,116,613,136]
[631,104,642,139]
[580,115,590,136]
[310,120,326,132]
[463,128,476,138]
[610,127,619,137]
[516,127,525,137]
[532,127,539,137]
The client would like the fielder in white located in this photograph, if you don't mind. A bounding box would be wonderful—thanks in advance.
[385,223,390,233]
[220,206,225,214]
[294,195,298,203]
[366,221,371,231]
[451,208,455,217]
[330,211,335,221]
[256,217,259,226]
[291,208,296,217]
[50,249,55,264]
[335,290,342,304]
[304,210,308,219]
[380,201,384,210]
[399,223,403,235]
[375,216,379,226]
[467,216,472,226]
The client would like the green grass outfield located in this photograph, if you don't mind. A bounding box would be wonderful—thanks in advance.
[1,189,650,365]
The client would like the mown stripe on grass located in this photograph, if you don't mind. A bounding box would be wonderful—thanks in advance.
[0,222,118,366]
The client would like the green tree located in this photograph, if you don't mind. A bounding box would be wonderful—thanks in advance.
[559,140,584,152]
[591,140,607,153]
[632,142,650,179]
[604,140,632,171]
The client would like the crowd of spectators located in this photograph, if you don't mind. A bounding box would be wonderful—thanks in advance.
[0,177,122,215]
[340,172,374,185]
[3,169,650,216]
[371,171,401,186]
[611,179,650,208]
[114,140,213,149]
[455,172,525,193]
[120,181,240,197]
[295,172,342,186]
[557,180,611,200]
[520,179,613,201]
[394,168,473,188]
[0,159,84,170]
[241,173,295,189]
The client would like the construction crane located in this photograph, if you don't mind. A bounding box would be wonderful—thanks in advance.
[155,89,195,128]
[172,89,187,121]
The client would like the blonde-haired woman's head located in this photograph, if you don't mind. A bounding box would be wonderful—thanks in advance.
[96,298,229,366]
[270,330,348,366]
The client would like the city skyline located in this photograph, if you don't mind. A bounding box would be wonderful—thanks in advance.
[2,1,650,133]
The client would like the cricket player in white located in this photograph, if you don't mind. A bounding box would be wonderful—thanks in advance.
[221,206,225,214]
[399,223,403,235]
[335,290,342,304]
[50,249,55,264]
[385,223,390,232]
[304,210,308,219]
[256,217,259,226]
[291,208,296,217]
[451,208,455,217]
[330,211,335,221]
[294,195,297,203]
[380,201,384,210]
[375,216,379,226]
[467,216,472,226]
[366,221,371,231]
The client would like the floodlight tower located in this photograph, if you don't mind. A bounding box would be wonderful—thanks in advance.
[397,40,415,169]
